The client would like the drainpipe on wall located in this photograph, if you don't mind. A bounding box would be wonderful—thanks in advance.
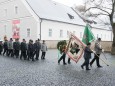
[39,19,42,40]
[111,30,113,41]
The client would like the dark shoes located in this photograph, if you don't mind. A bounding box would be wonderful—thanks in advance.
[68,62,71,64]
[32,59,35,61]
[86,69,91,70]
[98,66,102,68]
[58,61,60,65]
[90,63,92,67]
[81,65,84,69]
[63,63,67,65]
[36,58,39,60]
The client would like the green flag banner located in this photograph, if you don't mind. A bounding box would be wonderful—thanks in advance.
[82,24,95,44]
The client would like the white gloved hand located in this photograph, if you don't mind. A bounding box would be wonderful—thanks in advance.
[102,49,104,52]
[92,50,96,53]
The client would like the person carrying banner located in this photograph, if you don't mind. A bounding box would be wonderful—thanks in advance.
[81,43,93,70]
[68,43,80,64]
[58,45,67,65]
[90,38,102,68]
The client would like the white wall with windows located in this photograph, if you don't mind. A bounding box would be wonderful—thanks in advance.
[41,20,112,41]
[0,0,33,21]
[92,28,112,41]
[41,20,85,40]
[0,0,40,42]
[0,16,39,42]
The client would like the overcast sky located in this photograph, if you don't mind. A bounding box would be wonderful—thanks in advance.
[53,0,84,7]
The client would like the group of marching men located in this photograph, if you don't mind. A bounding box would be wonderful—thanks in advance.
[58,38,103,70]
[0,37,103,70]
[0,38,47,61]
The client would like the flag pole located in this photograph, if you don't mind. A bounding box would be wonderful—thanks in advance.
[102,52,107,60]
[66,34,72,52]
[92,50,109,66]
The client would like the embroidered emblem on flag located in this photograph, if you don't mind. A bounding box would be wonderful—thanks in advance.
[67,33,86,63]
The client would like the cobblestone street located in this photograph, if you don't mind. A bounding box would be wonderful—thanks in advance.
[0,49,115,86]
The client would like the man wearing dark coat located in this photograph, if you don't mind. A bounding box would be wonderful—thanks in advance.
[34,39,41,60]
[20,39,27,60]
[28,40,35,61]
[3,40,8,56]
[13,38,20,58]
[81,43,93,70]
[0,40,3,55]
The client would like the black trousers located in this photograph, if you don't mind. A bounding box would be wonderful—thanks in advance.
[58,53,66,64]
[68,58,71,63]
[28,52,34,61]
[8,49,14,57]
[41,52,46,59]
[0,50,2,55]
[34,50,40,60]
[90,54,101,67]
[3,48,8,56]
[14,50,20,58]
[82,58,90,69]
[20,51,27,60]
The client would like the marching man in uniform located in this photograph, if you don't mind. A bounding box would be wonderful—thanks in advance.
[90,38,103,68]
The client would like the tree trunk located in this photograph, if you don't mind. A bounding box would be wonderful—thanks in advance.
[111,28,115,55]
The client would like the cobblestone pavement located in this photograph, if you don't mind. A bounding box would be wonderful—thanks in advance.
[0,49,115,86]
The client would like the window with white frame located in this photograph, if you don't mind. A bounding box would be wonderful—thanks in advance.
[105,34,106,39]
[73,31,75,35]
[4,9,7,16]
[67,31,69,38]
[97,34,99,38]
[4,25,6,33]
[49,29,52,37]
[27,28,30,37]
[101,34,102,38]
[15,6,18,14]
[108,35,109,39]
[60,30,63,37]
[80,32,82,38]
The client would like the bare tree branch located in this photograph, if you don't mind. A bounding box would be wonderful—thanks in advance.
[85,7,110,15]
[101,6,112,10]
[109,0,115,26]
[97,13,110,16]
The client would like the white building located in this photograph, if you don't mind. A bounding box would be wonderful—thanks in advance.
[0,0,112,48]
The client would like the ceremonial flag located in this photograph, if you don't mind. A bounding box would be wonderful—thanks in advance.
[82,24,95,44]
[66,33,86,63]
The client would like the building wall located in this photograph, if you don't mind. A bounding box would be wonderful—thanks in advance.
[0,0,112,46]
[41,20,112,41]
[92,28,112,41]
[41,20,85,40]
[44,40,112,52]
[0,0,40,42]
[0,0,32,21]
